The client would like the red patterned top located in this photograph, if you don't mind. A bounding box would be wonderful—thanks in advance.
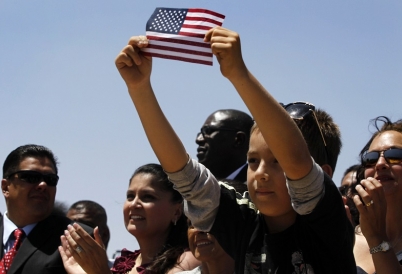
[111,249,150,274]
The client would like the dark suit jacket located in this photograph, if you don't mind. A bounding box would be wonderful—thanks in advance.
[0,214,93,274]
[233,164,248,183]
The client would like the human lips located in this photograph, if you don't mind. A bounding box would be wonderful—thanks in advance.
[255,188,274,196]
[375,174,395,183]
[29,193,48,201]
[130,215,145,221]
[195,239,213,248]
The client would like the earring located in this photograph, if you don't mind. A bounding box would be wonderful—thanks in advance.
[173,219,177,226]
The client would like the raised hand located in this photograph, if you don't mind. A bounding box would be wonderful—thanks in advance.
[204,27,247,81]
[115,36,152,90]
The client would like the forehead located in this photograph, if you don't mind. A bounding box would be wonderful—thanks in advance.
[369,130,402,151]
[129,173,163,191]
[204,112,231,126]
[248,131,270,153]
[19,156,56,173]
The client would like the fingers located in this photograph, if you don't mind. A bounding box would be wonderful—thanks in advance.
[115,36,149,68]
[93,227,105,248]
[205,27,240,55]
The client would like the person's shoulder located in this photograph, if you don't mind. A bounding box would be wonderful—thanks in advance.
[40,214,93,234]
[169,251,200,273]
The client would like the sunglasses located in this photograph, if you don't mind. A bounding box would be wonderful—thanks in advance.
[7,170,59,186]
[362,148,402,168]
[281,101,327,147]
[197,125,239,138]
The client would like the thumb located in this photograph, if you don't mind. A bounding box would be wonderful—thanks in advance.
[94,227,105,249]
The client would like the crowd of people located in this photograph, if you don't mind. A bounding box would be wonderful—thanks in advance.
[1,27,401,274]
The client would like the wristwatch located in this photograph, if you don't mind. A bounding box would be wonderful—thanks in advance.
[369,241,391,254]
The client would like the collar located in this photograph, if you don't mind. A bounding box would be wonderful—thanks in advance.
[226,163,247,180]
[3,211,37,247]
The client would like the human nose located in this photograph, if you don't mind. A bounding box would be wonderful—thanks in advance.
[35,180,48,191]
[130,196,142,208]
[375,152,389,170]
[254,162,269,182]
[195,132,205,144]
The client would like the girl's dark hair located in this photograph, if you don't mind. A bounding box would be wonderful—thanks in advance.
[130,163,188,273]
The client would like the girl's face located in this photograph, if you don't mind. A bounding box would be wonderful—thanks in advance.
[187,221,231,263]
[246,131,294,220]
[123,173,182,239]
[364,130,402,197]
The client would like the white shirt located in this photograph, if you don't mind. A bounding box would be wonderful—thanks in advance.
[3,212,36,253]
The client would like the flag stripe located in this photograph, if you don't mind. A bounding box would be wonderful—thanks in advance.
[187,8,225,19]
[142,51,212,66]
[146,34,209,48]
[181,24,212,31]
[146,44,212,57]
[148,39,211,52]
[142,47,212,61]
[177,31,205,38]
[184,16,223,26]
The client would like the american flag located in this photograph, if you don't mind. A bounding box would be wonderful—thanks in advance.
[142,8,225,66]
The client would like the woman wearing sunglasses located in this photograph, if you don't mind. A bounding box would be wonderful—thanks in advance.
[353,116,402,274]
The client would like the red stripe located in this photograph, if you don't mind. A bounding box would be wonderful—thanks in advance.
[177,31,205,39]
[187,8,225,19]
[147,44,212,57]
[181,24,212,31]
[146,35,210,48]
[185,16,223,26]
[143,51,212,66]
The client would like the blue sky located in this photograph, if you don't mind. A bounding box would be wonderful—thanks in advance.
[1,1,401,257]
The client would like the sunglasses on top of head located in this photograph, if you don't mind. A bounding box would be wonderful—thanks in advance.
[281,102,327,145]
[7,170,59,186]
[362,148,402,168]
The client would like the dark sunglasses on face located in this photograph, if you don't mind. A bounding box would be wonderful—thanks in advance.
[197,125,239,138]
[362,148,402,168]
[7,170,59,186]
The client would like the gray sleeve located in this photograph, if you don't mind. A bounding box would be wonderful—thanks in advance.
[287,159,325,215]
[165,157,220,232]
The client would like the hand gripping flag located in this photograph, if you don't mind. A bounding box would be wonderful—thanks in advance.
[142,8,225,66]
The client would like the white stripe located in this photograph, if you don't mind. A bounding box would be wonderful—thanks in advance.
[149,40,212,53]
[142,48,212,62]
[179,27,209,34]
[186,11,225,23]
[182,20,219,29]
[146,31,205,43]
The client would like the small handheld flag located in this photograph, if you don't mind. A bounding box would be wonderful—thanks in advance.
[142,8,225,66]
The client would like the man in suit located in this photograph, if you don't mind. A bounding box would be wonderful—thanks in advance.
[1,144,92,274]
[195,109,253,183]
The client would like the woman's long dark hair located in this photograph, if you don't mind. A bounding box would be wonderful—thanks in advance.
[130,163,189,273]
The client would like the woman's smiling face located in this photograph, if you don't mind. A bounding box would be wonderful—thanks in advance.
[364,130,402,197]
[123,173,181,239]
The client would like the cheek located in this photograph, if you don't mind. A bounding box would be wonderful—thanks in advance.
[364,167,375,178]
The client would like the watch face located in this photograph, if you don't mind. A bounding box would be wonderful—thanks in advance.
[381,241,390,251]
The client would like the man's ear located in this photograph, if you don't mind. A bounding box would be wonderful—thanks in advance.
[2,179,10,198]
[234,132,246,148]
[321,164,333,178]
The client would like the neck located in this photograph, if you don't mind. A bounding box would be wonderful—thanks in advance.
[263,210,297,233]
[201,256,235,274]
[136,233,169,265]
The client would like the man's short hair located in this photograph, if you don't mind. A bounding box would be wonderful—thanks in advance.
[68,200,108,227]
[3,144,59,178]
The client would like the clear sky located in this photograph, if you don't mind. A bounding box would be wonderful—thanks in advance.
[1,1,401,257]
